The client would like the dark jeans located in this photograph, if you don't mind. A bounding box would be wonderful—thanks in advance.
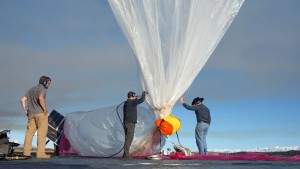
[123,123,135,158]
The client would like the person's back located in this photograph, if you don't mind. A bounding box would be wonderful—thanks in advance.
[25,85,46,115]
[194,104,211,124]
[123,95,145,124]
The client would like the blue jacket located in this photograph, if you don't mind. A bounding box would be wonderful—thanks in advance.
[182,103,211,124]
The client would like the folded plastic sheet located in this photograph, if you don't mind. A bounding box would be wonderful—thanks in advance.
[168,152,300,161]
[59,105,164,157]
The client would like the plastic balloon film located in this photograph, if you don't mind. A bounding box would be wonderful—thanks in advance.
[109,0,245,117]
[62,105,164,157]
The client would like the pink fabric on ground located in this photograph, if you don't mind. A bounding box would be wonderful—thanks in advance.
[58,134,78,156]
[168,152,300,161]
[59,133,300,161]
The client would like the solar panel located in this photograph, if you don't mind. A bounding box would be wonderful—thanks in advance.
[47,110,65,146]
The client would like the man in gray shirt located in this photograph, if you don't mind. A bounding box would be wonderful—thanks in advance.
[20,76,51,158]
[180,96,211,154]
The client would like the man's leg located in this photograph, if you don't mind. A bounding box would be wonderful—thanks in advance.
[123,124,129,157]
[35,113,49,157]
[23,115,37,156]
[123,123,135,158]
[203,123,209,154]
[195,123,203,154]
[196,122,208,154]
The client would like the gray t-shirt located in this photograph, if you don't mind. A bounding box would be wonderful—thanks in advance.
[24,84,47,114]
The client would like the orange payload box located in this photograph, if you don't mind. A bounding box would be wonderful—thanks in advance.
[155,115,181,136]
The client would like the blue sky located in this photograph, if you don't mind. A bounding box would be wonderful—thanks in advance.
[0,0,299,152]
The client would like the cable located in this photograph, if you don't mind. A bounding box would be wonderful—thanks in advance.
[116,101,126,124]
[175,131,181,145]
[157,118,183,154]
[103,101,126,158]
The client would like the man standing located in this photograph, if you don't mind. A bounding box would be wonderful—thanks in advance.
[122,91,146,158]
[180,96,211,155]
[20,76,51,158]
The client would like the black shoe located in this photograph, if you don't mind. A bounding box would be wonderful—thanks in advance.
[24,155,32,159]
[122,158,133,160]
[122,156,133,160]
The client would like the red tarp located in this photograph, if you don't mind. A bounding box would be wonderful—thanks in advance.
[59,134,300,161]
[167,152,300,162]
[59,134,78,156]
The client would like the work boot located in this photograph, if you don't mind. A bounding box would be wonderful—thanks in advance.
[36,154,51,159]
[23,154,32,159]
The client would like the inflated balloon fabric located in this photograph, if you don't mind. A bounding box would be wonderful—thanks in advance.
[109,0,245,117]
[62,105,164,157]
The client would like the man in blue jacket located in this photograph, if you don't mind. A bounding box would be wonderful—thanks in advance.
[180,96,211,155]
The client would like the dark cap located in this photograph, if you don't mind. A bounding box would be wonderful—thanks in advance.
[127,91,137,98]
[192,97,204,105]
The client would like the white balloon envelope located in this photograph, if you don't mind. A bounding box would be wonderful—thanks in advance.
[109,0,245,118]
[61,0,245,157]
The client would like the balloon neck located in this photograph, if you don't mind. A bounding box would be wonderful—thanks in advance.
[154,105,173,119]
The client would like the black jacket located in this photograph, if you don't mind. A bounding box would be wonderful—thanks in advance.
[123,93,145,123]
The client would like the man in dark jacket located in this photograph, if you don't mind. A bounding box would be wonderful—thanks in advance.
[180,96,211,154]
[122,91,146,158]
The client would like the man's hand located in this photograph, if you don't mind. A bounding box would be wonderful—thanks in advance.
[180,97,184,104]
[43,110,48,115]
[20,96,28,116]
[39,94,48,115]
[24,109,29,116]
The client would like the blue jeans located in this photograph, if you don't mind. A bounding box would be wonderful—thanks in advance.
[195,122,209,154]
